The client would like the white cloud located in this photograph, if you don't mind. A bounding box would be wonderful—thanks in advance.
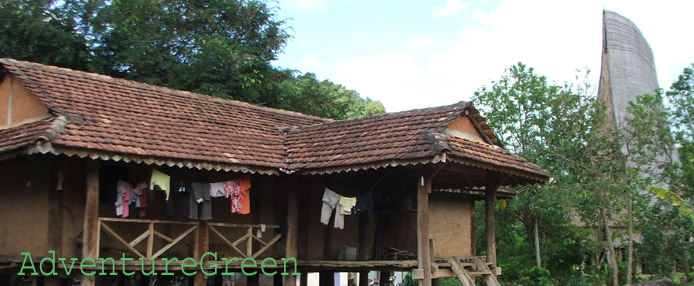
[426,0,694,104]
[430,0,605,101]
[295,57,326,72]
[432,0,469,18]
[332,50,441,111]
[409,37,433,47]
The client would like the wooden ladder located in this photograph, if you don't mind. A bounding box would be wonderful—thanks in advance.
[447,256,500,286]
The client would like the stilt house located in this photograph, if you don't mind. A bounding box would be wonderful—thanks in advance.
[0,59,549,286]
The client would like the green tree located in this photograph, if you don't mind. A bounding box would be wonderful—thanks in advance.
[0,0,386,119]
[0,0,90,70]
[276,71,385,119]
[472,63,610,284]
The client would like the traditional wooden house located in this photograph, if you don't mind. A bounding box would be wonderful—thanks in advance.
[0,59,549,286]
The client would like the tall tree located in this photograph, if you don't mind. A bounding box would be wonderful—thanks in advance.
[0,0,386,119]
[473,63,615,284]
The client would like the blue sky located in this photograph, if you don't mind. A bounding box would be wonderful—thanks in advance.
[271,0,694,112]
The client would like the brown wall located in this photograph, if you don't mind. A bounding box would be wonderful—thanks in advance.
[0,155,478,262]
[0,156,51,256]
[429,193,474,257]
[0,74,49,127]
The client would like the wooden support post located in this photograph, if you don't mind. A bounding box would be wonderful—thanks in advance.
[286,178,299,286]
[247,274,260,286]
[359,271,369,286]
[417,174,432,286]
[379,271,393,285]
[432,279,440,286]
[300,272,308,286]
[81,160,99,286]
[48,160,63,256]
[486,179,501,283]
[319,271,334,286]
[274,272,284,286]
[194,221,209,286]
[247,226,254,257]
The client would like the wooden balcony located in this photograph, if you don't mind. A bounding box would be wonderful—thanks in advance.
[97,217,282,261]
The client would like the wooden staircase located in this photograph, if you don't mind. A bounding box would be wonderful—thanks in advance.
[447,256,500,286]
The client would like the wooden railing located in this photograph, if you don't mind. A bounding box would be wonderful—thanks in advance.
[97,218,281,260]
[208,222,282,259]
[98,218,198,260]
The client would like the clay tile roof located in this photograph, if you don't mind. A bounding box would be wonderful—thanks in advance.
[285,102,549,182]
[285,102,467,171]
[0,58,329,173]
[0,117,55,155]
[0,58,549,183]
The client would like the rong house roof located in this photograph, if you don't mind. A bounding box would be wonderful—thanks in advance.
[0,59,549,182]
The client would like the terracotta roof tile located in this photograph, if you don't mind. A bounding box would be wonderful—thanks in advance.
[0,117,55,153]
[0,58,328,171]
[0,59,549,183]
[285,102,549,181]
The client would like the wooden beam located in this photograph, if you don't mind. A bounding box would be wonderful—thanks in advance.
[485,179,501,271]
[417,174,433,286]
[286,177,299,286]
[81,159,99,286]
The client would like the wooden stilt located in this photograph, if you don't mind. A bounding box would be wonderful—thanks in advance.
[319,271,334,286]
[274,272,284,286]
[194,221,209,286]
[379,271,393,285]
[359,271,369,286]
[286,178,299,286]
[81,160,99,286]
[486,179,501,283]
[417,174,432,286]
[247,274,260,286]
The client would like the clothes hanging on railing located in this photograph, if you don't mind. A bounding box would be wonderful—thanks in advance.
[321,187,375,229]
[239,177,251,215]
[113,171,256,221]
[121,181,131,218]
[209,182,226,198]
[135,182,149,217]
[320,187,353,229]
[354,190,374,219]
[171,179,192,221]
[209,176,252,215]
[149,169,171,200]
[114,180,128,217]
[190,182,212,220]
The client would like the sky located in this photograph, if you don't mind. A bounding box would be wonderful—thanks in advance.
[270,0,694,112]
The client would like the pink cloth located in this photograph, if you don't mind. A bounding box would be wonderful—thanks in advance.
[122,182,131,218]
[224,181,243,214]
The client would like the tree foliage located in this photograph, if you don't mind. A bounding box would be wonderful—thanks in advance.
[0,0,385,119]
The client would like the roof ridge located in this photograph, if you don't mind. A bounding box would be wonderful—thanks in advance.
[0,58,331,125]
[289,101,470,133]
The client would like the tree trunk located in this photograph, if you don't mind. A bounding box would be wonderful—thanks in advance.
[627,189,634,286]
[601,208,619,286]
[535,215,542,268]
